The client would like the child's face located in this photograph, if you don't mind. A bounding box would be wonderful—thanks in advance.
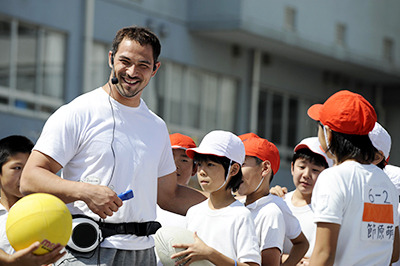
[291,158,325,196]
[238,156,264,196]
[173,149,195,186]
[0,152,29,198]
[196,159,226,193]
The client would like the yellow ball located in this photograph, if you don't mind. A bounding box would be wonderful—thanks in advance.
[6,193,72,255]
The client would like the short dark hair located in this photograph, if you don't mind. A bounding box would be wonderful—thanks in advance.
[328,131,375,164]
[111,26,161,65]
[292,148,329,169]
[0,135,34,174]
[194,153,243,192]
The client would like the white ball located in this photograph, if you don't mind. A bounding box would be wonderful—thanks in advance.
[154,226,213,266]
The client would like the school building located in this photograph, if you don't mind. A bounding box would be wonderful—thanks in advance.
[1,0,399,189]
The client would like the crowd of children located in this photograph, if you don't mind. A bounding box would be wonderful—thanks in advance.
[1,89,400,266]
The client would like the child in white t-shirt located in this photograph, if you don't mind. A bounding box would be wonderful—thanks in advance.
[171,130,261,266]
[368,122,400,266]
[0,135,66,265]
[156,133,199,266]
[307,90,399,266]
[156,133,198,229]
[237,135,309,266]
[281,137,332,264]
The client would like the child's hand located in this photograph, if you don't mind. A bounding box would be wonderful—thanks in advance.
[8,241,66,266]
[171,232,212,265]
[270,185,288,198]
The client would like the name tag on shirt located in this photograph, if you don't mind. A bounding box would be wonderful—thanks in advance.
[361,186,394,241]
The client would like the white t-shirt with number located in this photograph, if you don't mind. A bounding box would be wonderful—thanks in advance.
[312,161,399,266]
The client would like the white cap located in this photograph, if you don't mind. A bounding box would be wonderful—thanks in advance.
[186,130,245,165]
[294,137,333,167]
[369,122,391,160]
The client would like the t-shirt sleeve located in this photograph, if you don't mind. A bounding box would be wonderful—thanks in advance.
[34,105,79,167]
[312,171,344,225]
[157,128,176,178]
[259,206,285,252]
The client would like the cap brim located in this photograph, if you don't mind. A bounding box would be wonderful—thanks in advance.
[294,143,309,152]
[186,149,196,159]
[171,145,187,150]
[307,104,323,121]
[186,147,226,160]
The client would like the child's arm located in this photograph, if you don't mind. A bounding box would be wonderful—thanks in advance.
[171,232,259,266]
[309,222,340,266]
[261,247,281,266]
[281,232,309,266]
[392,226,400,264]
[0,241,65,266]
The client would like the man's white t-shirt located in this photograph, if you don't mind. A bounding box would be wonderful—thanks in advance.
[186,199,261,265]
[34,88,176,250]
[312,161,399,266]
[283,191,315,258]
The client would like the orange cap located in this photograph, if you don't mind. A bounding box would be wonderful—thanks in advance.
[238,132,260,141]
[242,137,280,174]
[169,133,196,150]
[307,90,377,135]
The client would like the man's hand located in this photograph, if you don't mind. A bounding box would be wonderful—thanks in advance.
[82,184,123,219]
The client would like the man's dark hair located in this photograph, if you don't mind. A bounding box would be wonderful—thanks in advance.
[292,148,329,169]
[111,26,161,65]
[194,153,243,192]
[0,135,34,174]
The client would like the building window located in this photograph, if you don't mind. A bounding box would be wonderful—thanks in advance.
[87,42,110,92]
[150,61,238,135]
[336,23,347,47]
[257,89,315,165]
[284,6,297,32]
[0,17,66,118]
[383,37,394,63]
[0,20,11,89]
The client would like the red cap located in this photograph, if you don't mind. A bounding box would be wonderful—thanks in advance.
[307,90,377,135]
[169,133,196,150]
[238,132,260,141]
[242,137,280,174]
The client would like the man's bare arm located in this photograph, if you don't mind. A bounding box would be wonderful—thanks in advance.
[157,171,207,215]
[20,150,122,219]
